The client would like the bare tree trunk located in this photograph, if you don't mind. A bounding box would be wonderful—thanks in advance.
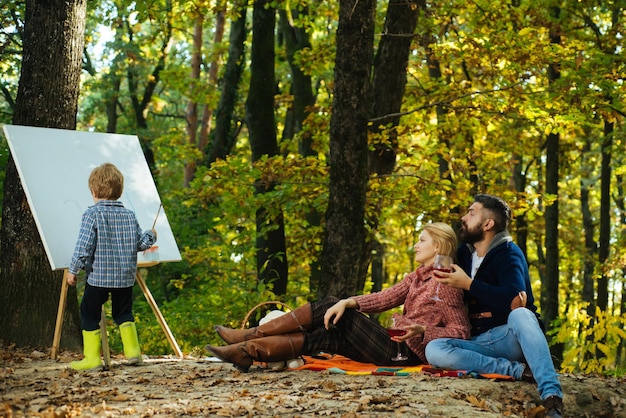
[543,5,562,360]
[208,7,247,165]
[580,135,596,308]
[318,0,376,298]
[512,153,529,255]
[0,0,86,350]
[356,0,421,289]
[184,14,204,187]
[277,6,323,296]
[597,119,613,312]
[126,0,173,170]
[184,7,225,186]
[246,0,288,296]
[615,172,626,367]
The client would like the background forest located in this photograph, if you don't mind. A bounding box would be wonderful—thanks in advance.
[0,0,624,377]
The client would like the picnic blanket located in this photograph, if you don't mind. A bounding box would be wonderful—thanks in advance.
[292,354,514,380]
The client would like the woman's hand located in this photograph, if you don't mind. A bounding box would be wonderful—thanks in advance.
[323,298,357,329]
[433,263,473,290]
[392,323,426,342]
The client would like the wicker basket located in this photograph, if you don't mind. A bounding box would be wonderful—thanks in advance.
[241,301,293,329]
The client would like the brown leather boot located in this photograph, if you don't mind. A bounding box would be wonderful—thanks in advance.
[214,304,312,344]
[206,333,305,372]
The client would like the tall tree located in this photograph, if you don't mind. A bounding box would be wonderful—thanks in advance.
[247,0,288,296]
[542,6,561,345]
[208,4,247,165]
[277,5,322,295]
[184,3,225,186]
[597,119,613,312]
[318,0,376,298]
[0,0,87,349]
[359,0,421,292]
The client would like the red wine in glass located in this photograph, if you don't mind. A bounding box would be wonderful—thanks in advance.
[387,320,408,361]
[387,328,407,338]
[432,254,452,301]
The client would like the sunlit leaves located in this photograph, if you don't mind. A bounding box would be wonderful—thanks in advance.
[551,305,626,374]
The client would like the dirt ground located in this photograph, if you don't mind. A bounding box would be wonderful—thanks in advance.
[1,343,625,418]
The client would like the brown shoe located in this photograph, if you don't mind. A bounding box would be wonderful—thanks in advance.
[543,395,563,417]
[521,363,535,383]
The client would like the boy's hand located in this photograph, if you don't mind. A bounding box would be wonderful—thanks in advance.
[66,273,77,286]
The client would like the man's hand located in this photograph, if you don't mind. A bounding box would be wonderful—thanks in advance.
[433,263,473,290]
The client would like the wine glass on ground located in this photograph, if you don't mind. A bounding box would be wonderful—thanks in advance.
[386,318,408,361]
[432,254,453,302]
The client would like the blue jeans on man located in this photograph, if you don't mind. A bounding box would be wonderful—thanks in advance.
[426,308,563,401]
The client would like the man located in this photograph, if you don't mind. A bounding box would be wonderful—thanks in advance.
[425,194,563,418]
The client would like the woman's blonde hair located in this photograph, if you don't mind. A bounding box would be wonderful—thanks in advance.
[89,163,124,200]
[422,222,457,260]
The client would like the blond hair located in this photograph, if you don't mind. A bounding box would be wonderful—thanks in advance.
[89,163,124,200]
[422,222,457,260]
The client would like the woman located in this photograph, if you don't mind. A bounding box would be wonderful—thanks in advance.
[207,222,470,372]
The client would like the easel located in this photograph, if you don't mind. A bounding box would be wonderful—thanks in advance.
[51,263,183,363]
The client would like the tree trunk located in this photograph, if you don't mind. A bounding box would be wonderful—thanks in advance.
[278,7,315,156]
[0,0,86,350]
[617,172,626,367]
[597,119,613,311]
[318,0,376,299]
[246,0,288,296]
[356,0,421,288]
[184,14,204,187]
[277,7,323,296]
[104,16,126,134]
[580,135,596,308]
[208,8,247,165]
[543,5,562,360]
[512,153,528,256]
[125,0,173,171]
[184,8,225,186]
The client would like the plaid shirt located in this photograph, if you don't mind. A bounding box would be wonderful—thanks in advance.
[352,264,471,362]
[69,200,156,288]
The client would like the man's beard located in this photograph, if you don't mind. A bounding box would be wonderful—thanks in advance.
[459,223,484,244]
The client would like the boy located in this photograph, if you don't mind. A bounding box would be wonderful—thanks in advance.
[67,163,157,371]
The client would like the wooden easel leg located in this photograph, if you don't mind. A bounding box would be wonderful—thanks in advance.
[100,306,111,368]
[135,272,183,358]
[51,270,69,359]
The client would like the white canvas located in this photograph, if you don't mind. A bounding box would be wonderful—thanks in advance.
[2,125,181,270]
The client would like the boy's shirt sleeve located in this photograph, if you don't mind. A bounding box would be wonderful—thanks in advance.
[136,222,157,251]
[69,211,97,275]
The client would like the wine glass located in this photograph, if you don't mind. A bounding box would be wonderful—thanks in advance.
[432,254,452,302]
[386,317,408,361]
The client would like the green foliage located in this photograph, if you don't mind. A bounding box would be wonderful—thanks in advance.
[1,0,625,376]
[550,304,626,375]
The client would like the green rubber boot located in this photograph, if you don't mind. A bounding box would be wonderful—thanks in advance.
[71,329,104,371]
[119,321,143,365]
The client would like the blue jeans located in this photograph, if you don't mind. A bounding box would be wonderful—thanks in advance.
[425,308,562,400]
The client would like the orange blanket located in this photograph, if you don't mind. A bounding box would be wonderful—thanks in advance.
[293,354,514,380]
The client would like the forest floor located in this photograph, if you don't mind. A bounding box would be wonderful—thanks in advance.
[1,343,625,418]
